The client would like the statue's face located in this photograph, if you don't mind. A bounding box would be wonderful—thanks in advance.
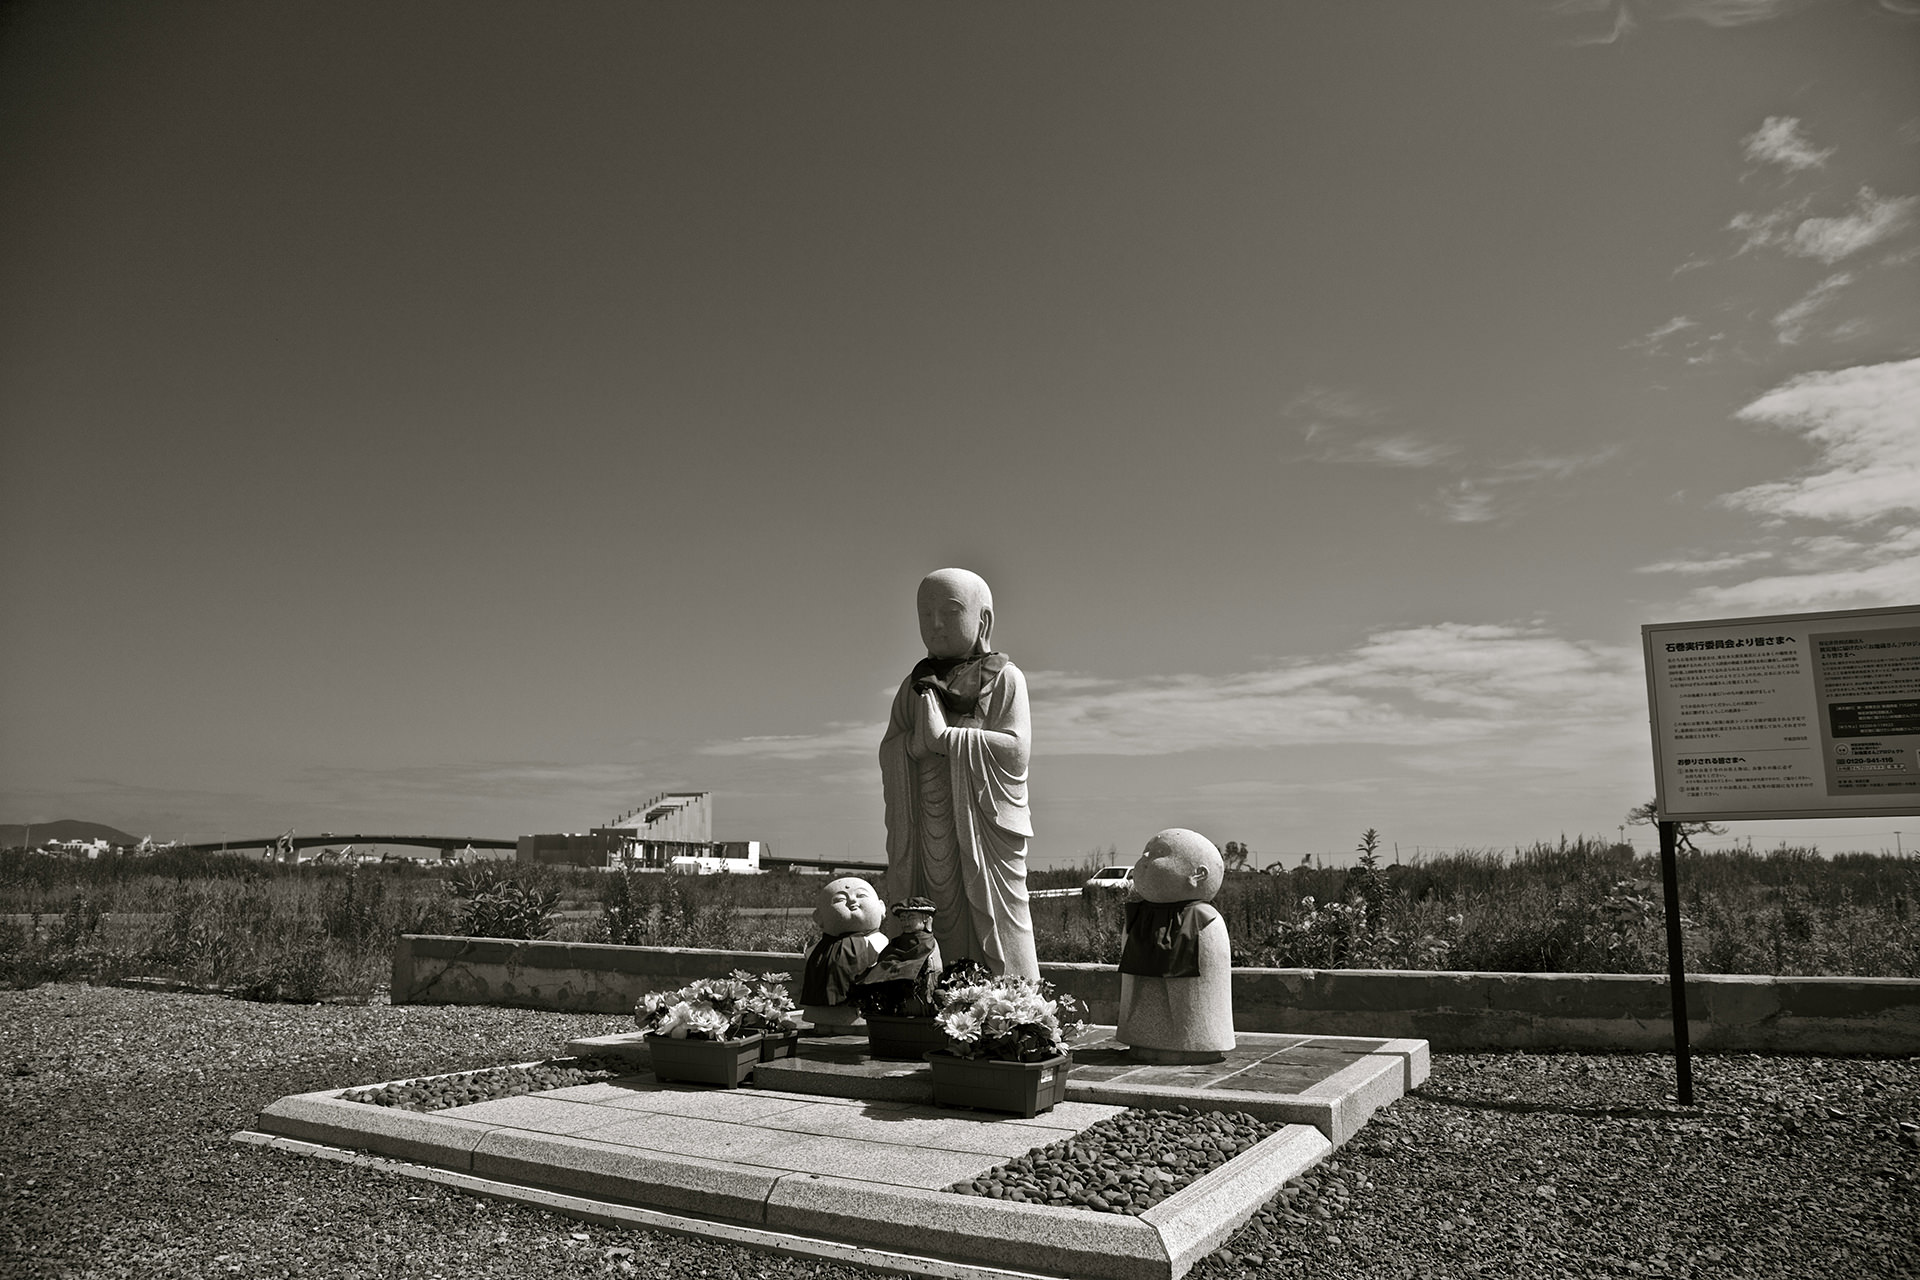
[814,877,885,934]
[1129,829,1225,903]
[896,909,934,934]
[918,577,986,660]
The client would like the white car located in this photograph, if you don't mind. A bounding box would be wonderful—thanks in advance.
[1081,865,1135,895]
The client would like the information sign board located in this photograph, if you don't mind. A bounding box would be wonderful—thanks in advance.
[1643,605,1920,822]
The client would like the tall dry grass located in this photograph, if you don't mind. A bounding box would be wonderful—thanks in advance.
[4,836,1915,1000]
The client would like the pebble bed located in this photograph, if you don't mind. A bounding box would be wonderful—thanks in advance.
[948,1105,1280,1214]
[343,1058,622,1111]
[6,984,1917,1279]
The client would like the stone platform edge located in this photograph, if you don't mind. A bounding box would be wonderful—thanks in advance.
[391,935,1920,1054]
[245,1074,1331,1280]
[231,1129,1089,1280]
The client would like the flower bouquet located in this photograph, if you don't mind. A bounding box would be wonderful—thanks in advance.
[733,970,806,1060]
[926,973,1087,1117]
[932,972,1085,1062]
[634,971,803,1085]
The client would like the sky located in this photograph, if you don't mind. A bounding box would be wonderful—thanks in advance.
[3,0,1917,868]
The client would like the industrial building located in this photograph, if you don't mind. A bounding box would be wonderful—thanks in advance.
[515,791,766,873]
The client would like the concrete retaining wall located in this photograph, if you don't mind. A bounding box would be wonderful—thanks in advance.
[390,934,1920,1055]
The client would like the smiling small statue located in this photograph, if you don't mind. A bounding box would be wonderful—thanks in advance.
[799,876,889,1030]
[1116,828,1235,1063]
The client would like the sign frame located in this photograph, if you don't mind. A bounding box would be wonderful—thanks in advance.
[1643,603,1920,824]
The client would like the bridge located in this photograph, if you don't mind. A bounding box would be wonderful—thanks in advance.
[182,834,517,856]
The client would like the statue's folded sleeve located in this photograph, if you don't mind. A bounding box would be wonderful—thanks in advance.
[946,663,1033,840]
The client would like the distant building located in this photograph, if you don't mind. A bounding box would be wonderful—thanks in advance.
[516,791,767,873]
[46,838,111,860]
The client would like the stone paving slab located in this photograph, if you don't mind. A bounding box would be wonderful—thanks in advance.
[570,1027,1425,1146]
[245,1027,1418,1278]
[472,1126,781,1221]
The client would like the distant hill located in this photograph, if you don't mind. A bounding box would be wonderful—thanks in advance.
[1,819,143,849]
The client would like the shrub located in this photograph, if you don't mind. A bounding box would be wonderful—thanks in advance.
[599,867,736,950]
[444,865,560,940]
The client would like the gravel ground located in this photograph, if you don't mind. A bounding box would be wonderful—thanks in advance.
[949,1108,1282,1213]
[1,983,1915,1280]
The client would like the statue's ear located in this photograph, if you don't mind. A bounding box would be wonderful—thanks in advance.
[976,605,994,652]
[1188,864,1209,889]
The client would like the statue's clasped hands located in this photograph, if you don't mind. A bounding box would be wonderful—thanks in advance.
[913,688,951,757]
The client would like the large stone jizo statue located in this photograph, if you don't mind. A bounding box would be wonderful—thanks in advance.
[879,568,1040,980]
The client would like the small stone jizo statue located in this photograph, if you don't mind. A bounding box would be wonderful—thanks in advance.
[852,896,945,1015]
[800,876,888,1030]
[1116,828,1235,1063]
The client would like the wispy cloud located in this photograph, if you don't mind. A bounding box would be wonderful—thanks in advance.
[1733,187,1919,263]
[1290,384,1614,512]
[1772,271,1856,343]
[1663,0,1816,24]
[1434,481,1500,524]
[1631,315,1696,351]
[1429,450,1620,523]
[1284,386,1386,432]
[1628,314,1725,363]
[1635,550,1775,574]
[1743,116,1833,172]
[1035,624,1643,757]
[697,624,1645,769]
[1289,386,1456,469]
[1559,0,1918,45]
[700,720,885,760]
[1686,528,1920,611]
[1306,429,1457,468]
[1792,188,1919,263]
[1566,3,1639,43]
[1722,357,1920,523]
[1667,358,1920,611]
[1496,451,1621,482]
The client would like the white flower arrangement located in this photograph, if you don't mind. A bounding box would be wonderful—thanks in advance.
[932,974,1086,1062]
[635,971,802,1041]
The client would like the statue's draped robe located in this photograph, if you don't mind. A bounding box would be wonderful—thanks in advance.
[802,931,883,1007]
[852,928,944,1013]
[880,655,1040,980]
[1119,899,1208,978]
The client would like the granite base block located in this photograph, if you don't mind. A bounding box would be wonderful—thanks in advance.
[765,1173,1169,1280]
[1142,1125,1331,1275]
[256,1091,495,1169]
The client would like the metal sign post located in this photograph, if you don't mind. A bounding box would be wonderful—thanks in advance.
[1642,603,1920,1111]
[1656,819,1693,1105]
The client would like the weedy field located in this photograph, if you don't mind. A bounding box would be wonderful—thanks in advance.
[2,835,1915,1002]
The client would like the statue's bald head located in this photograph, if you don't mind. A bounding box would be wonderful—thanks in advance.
[922,568,991,613]
[917,568,994,659]
[1131,828,1225,903]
